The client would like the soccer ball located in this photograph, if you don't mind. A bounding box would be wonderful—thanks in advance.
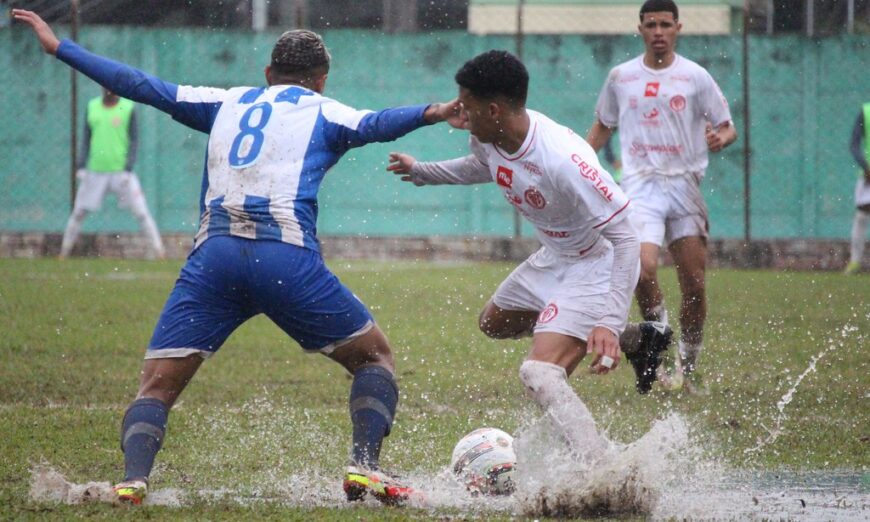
[450,427,517,496]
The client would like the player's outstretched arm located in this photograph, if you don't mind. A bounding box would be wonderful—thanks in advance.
[387,152,417,182]
[12,9,60,54]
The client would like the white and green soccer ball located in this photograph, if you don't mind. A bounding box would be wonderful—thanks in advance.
[450,427,517,496]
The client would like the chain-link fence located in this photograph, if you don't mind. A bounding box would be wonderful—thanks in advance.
[2,2,870,241]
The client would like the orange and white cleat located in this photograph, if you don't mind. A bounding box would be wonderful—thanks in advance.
[112,479,147,505]
[343,465,425,506]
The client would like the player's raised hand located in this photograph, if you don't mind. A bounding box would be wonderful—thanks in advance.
[12,9,60,55]
[387,152,417,181]
[423,99,466,129]
[586,326,620,375]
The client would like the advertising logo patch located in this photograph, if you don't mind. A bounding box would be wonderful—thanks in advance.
[644,82,660,97]
[496,166,513,188]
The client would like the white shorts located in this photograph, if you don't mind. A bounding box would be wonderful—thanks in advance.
[621,172,708,246]
[73,170,149,214]
[855,178,870,207]
[491,246,639,341]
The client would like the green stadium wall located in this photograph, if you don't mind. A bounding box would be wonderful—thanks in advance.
[2,27,869,240]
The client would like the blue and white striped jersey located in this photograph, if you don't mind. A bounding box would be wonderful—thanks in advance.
[57,40,431,253]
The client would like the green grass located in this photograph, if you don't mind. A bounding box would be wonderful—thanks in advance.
[1,258,867,520]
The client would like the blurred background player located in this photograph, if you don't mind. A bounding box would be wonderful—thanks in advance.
[60,87,165,259]
[585,0,736,393]
[389,50,672,469]
[14,8,462,507]
[844,102,870,275]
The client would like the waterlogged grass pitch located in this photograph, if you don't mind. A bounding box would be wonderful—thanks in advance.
[1,258,867,520]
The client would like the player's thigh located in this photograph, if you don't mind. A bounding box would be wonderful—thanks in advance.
[664,172,709,244]
[479,300,539,332]
[253,242,375,354]
[534,250,617,342]
[527,332,587,376]
[490,247,558,313]
[73,171,110,212]
[147,237,255,358]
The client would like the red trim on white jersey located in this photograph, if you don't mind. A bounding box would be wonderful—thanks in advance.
[592,199,630,229]
[494,121,537,161]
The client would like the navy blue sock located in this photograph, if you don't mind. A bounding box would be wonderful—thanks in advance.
[349,365,398,469]
[120,398,168,482]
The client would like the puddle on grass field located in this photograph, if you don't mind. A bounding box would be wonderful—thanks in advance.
[29,465,869,520]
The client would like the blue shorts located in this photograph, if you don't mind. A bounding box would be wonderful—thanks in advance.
[147,236,374,358]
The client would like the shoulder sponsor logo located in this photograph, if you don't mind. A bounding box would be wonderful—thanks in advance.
[522,160,544,176]
[670,74,691,82]
[669,94,686,112]
[644,82,660,97]
[628,141,684,158]
[524,187,547,209]
[538,303,559,324]
[617,73,641,83]
[496,166,513,188]
[570,154,614,202]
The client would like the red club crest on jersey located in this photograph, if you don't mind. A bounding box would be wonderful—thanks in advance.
[538,303,559,324]
[496,166,513,188]
[524,187,547,209]
[669,94,686,112]
[644,82,660,97]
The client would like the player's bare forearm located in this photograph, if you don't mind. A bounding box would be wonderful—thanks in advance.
[585,121,613,152]
[12,9,60,55]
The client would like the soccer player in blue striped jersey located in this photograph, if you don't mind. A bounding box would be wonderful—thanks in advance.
[14,9,462,506]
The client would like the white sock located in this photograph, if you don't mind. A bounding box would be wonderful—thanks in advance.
[849,211,869,264]
[519,360,610,465]
[678,340,702,373]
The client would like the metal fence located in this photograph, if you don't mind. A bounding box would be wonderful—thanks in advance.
[2,21,869,240]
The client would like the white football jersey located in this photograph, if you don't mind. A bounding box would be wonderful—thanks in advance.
[594,54,732,177]
[470,110,630,260]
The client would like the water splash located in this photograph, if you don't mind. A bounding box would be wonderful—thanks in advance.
[745,337,839,455]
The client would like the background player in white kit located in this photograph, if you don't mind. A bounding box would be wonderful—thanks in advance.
[586,0,737,393]
[388,50,673,465]
[60,87,165,259]
[14,9,463,507]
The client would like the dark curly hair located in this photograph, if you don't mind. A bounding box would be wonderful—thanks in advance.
[454,50,528,106]
[639,0,679,21]
[270,29,331,82]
